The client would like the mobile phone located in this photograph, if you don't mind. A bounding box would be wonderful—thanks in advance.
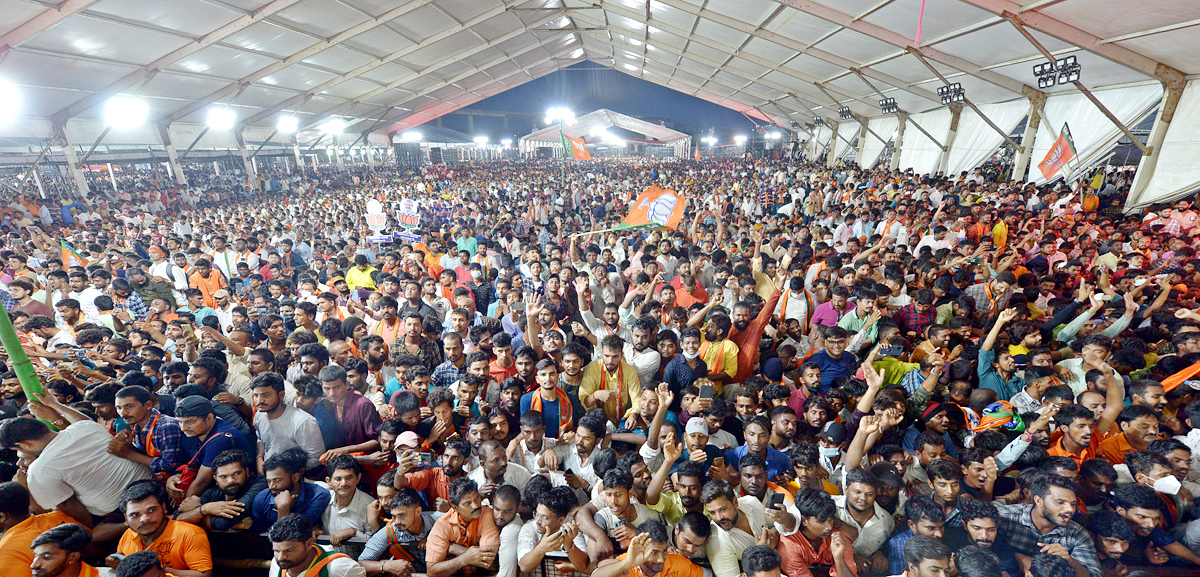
[698,384,713,400]
[182,324,195,338]
[969,257,982,264]
[513,302,526,312]
[68,348,87,360]
[713,456,725,470]
[879,345,904,357]
[564,468,576,476]
[768,492,785,510]
[418,452,433,466]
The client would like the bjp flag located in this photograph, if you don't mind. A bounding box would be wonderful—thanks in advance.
[61,241,89,268]
[694,146,701,162]
[561,134,591,160]
[1037,123,1077,180]
[618,185,687,231]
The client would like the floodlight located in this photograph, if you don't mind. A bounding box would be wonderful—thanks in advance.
[702,136,717,146]
[837,106,853,121]
[206,108,236,131]
[319,118,346,134]
[734,135,747,145]
[0,80,21,126]
[105,96,149,130]
[501,138,512,146]
[767,132,781,140]
[277,116,298,134]
[879,98,898,114]
[401,131,422,142]
[545,107,575,125]
[474,136,488,145]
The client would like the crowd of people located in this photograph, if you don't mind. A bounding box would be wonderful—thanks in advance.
[0,152,1196,577]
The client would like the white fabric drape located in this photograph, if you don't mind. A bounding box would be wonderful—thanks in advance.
[810,126,833,159]
[897,109,952,176]
[945,100,1030,175]
[834,121,858,161]
[860,116,899,169]
[1030,84,1162,184]
[1127,81,1200,210]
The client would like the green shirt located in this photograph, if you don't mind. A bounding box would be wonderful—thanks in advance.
[837,309,879,343]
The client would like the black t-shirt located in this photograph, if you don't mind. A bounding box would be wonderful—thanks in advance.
[197,471,268,531]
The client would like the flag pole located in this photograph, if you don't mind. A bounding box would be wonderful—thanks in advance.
[0,303,45,402]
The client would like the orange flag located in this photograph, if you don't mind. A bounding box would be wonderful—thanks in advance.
[1038,123,1076,180]
[61,241,89,268]
[694,146,701,162]
[619,185,687,231]
[561,134,591,160]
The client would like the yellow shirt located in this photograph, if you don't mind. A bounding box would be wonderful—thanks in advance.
[699,337,739,392]
[992,221,1009,249]
[580,359,642,423]
[345,266,377,290]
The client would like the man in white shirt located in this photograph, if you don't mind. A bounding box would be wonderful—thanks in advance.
[1,395,151,520]
[321,455,375,556]
[703,480,801,577]
[251,373,326,471]
[66,271,103,325]
[207,235,238,280]
[469,440,533,497]
[148,246,189,306]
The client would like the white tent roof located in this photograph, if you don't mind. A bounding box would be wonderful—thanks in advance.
[518,106,696,146]
[0,0,1196,145]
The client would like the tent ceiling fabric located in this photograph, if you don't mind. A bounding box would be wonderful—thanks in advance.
[0,0,1196,148]
[518,108,691,156]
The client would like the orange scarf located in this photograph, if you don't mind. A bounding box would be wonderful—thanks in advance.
[529,387,574,434]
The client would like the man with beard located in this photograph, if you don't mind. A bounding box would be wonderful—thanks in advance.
[0,483,82,577]
[581,302,632,344]
[726,273,784,384]
[581,336,643,425]
[269,514,365,577]
[737,454,792,509]
[833,469,894,575]
[1,371,27,410]
[492,378,523,443]
[562,413,605,487]
[250,448,332,533]
[558,343,588,425]
[397,281,438,322]
[109,386,191,482]
[426,478,500,577]
[359,336,395,397]
[725,416,790,482]
[358,488,437,575]
[885,495,946,575]
[251,373,324,472]
[996,475,1102,577]
[29,524,96,577]
[469,439,532,498]
[945,498,1021,574]
[624,317,662,389]
[393,438,470,512]
[701,479,799,577]
[111,480,213,577]
[776,488,856,577]
[517,486,588,576]
[520,359,574,439]
[176,449,266,531]
[787,362,824,413]
[592,520,702,577]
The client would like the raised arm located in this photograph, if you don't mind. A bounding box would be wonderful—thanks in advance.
[980,308,1018,352]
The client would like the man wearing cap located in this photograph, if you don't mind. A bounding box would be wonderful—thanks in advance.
[816,421,848,479]
[170,395,254,500]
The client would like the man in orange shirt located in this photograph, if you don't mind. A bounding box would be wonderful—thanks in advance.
[0,482,87,577]
[1098,406,1160,465]
[188,259,227,309]
[425,477,500,577]
[727,271,784,384]
[110,481,213,577]
[30,524,98,577]
[591,520,702,577]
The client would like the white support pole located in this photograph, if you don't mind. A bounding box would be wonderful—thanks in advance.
[32,168,45,197]
[57,129,91,196]
[855,123,869,166]
[1126,78,1188,210]
[213,161,220,176]
[235,130,253,176]
[1013,90,1045,181]
[889,116,906,171]
[107,163,118,191]
[158,124,188,186]
[292,135,302,167]
[941,103,964,175]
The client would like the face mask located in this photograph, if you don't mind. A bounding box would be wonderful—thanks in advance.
[1152,475,1182,496]
[819,446,840,458]
[682,350,699,360]
[716,278,727,286]
[471,270,482,280]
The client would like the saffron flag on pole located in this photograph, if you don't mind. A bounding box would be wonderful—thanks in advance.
[618,185,687,231]
[694,146,701,162]
[1037,123,1077,180]
[61,241,89,268]
[560,134,591,160]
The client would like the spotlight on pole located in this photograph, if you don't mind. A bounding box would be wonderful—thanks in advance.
[0,80,19,126]
[837,106,853,121]
[401,131,422,143]
[545,107,575,125]
[734,135,747,145]
[474,136,488,146]
[501,138,513,146]
[937,83,965,106]
[879,98,898,115]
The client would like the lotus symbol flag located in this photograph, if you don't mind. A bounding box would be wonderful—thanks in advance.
[365,199,388,231]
